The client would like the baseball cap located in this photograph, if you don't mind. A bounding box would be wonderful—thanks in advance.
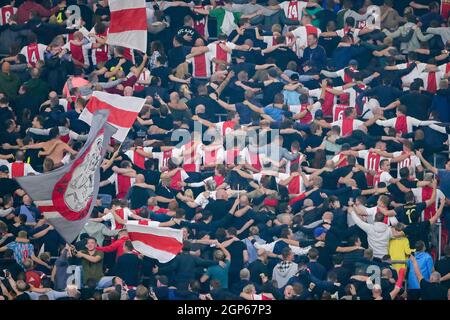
[0,165,8,173]
[314,227,328,238]
[349,59,358,66]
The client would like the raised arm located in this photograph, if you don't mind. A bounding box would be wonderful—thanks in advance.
[415,150,438,174]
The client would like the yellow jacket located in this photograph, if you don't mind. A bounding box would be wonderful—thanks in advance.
[389,237,413,271]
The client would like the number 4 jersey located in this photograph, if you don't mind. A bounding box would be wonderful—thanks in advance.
[20,43,48,67]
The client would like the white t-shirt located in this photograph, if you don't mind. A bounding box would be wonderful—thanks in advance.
[194,191,217,208]
[365,206,398,226]
[397,62,427,90]
[377,171,394,187]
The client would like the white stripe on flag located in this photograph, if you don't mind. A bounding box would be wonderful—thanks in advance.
[126,221,183,263]
[34,200,54,206]
[79,91,145,142]
[127,220,183,242]
[92,91,146,113]
[79,107,131,142]
[43,212,62,219]
[109,0,145,11]
[107,30,147,53]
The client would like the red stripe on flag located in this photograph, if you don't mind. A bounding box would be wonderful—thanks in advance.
[129,231,182,255]
[38,205,56,212]
[86,96,139,128]
[109,8,147,33]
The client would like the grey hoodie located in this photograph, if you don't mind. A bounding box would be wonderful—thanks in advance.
[272,261,298,288]
[351,212,392,259]
[78,221,118,245]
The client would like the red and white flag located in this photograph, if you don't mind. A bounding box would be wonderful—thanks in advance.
[16,111,116,243]
[127,220,183,263]
[107,0,148,53]
[79,91,145,142]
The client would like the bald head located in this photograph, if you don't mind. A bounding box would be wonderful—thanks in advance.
[430,272,441,283]
[135,174,145,183]
[124,86,134,96]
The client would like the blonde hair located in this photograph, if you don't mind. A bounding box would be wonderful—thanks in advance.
[242,284,255,294]
[184,189,194,199]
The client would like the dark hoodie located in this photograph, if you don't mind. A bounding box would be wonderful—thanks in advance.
[0,71,21,98]
[431,88,450,123]
[23,77,50,105]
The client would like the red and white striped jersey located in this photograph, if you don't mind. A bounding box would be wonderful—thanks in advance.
[207,41,236,71]
[392,151,421,177]
[125,147,153,170]
[333,104,349,122]
[373,170,394,188]
[331,153,349,168]
[286,173,306,195]
[193,5,209,38]
[20,43,47,67]
[134,68,150,92]
[89,27,110,65]
[284,153,304,175]
[0,161,38,178]
[357,150,388,186]
[335,67,358,83]
[262,35,279,48]
[289,102,320,124]
[243,147,262,171]
[153,149,181,171]
[376,115,436,135]
[438,62,450,75]
[107,173,136,199]
[202,145,225,166]
[331,118,364,137]
[279,1,308,21]
[187,51,213,78]
[215,120,239,136]
[102,206,133,230]
[180,141,203,172]
[357,150,388,172]
[63,41,90,66]
[0,5,17,25]
[291,24,321,48]
[412,187,444,220]
[418,70,444,94]
[309,86,341,117]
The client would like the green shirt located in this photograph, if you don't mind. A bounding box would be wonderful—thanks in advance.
[209,8,241,34]
[81,249,104,285]
[206,259,231,289]
[0,72,21,99]
[306,7,323,28]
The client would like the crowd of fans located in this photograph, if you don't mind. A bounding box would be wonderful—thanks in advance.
[1,0,450,301]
